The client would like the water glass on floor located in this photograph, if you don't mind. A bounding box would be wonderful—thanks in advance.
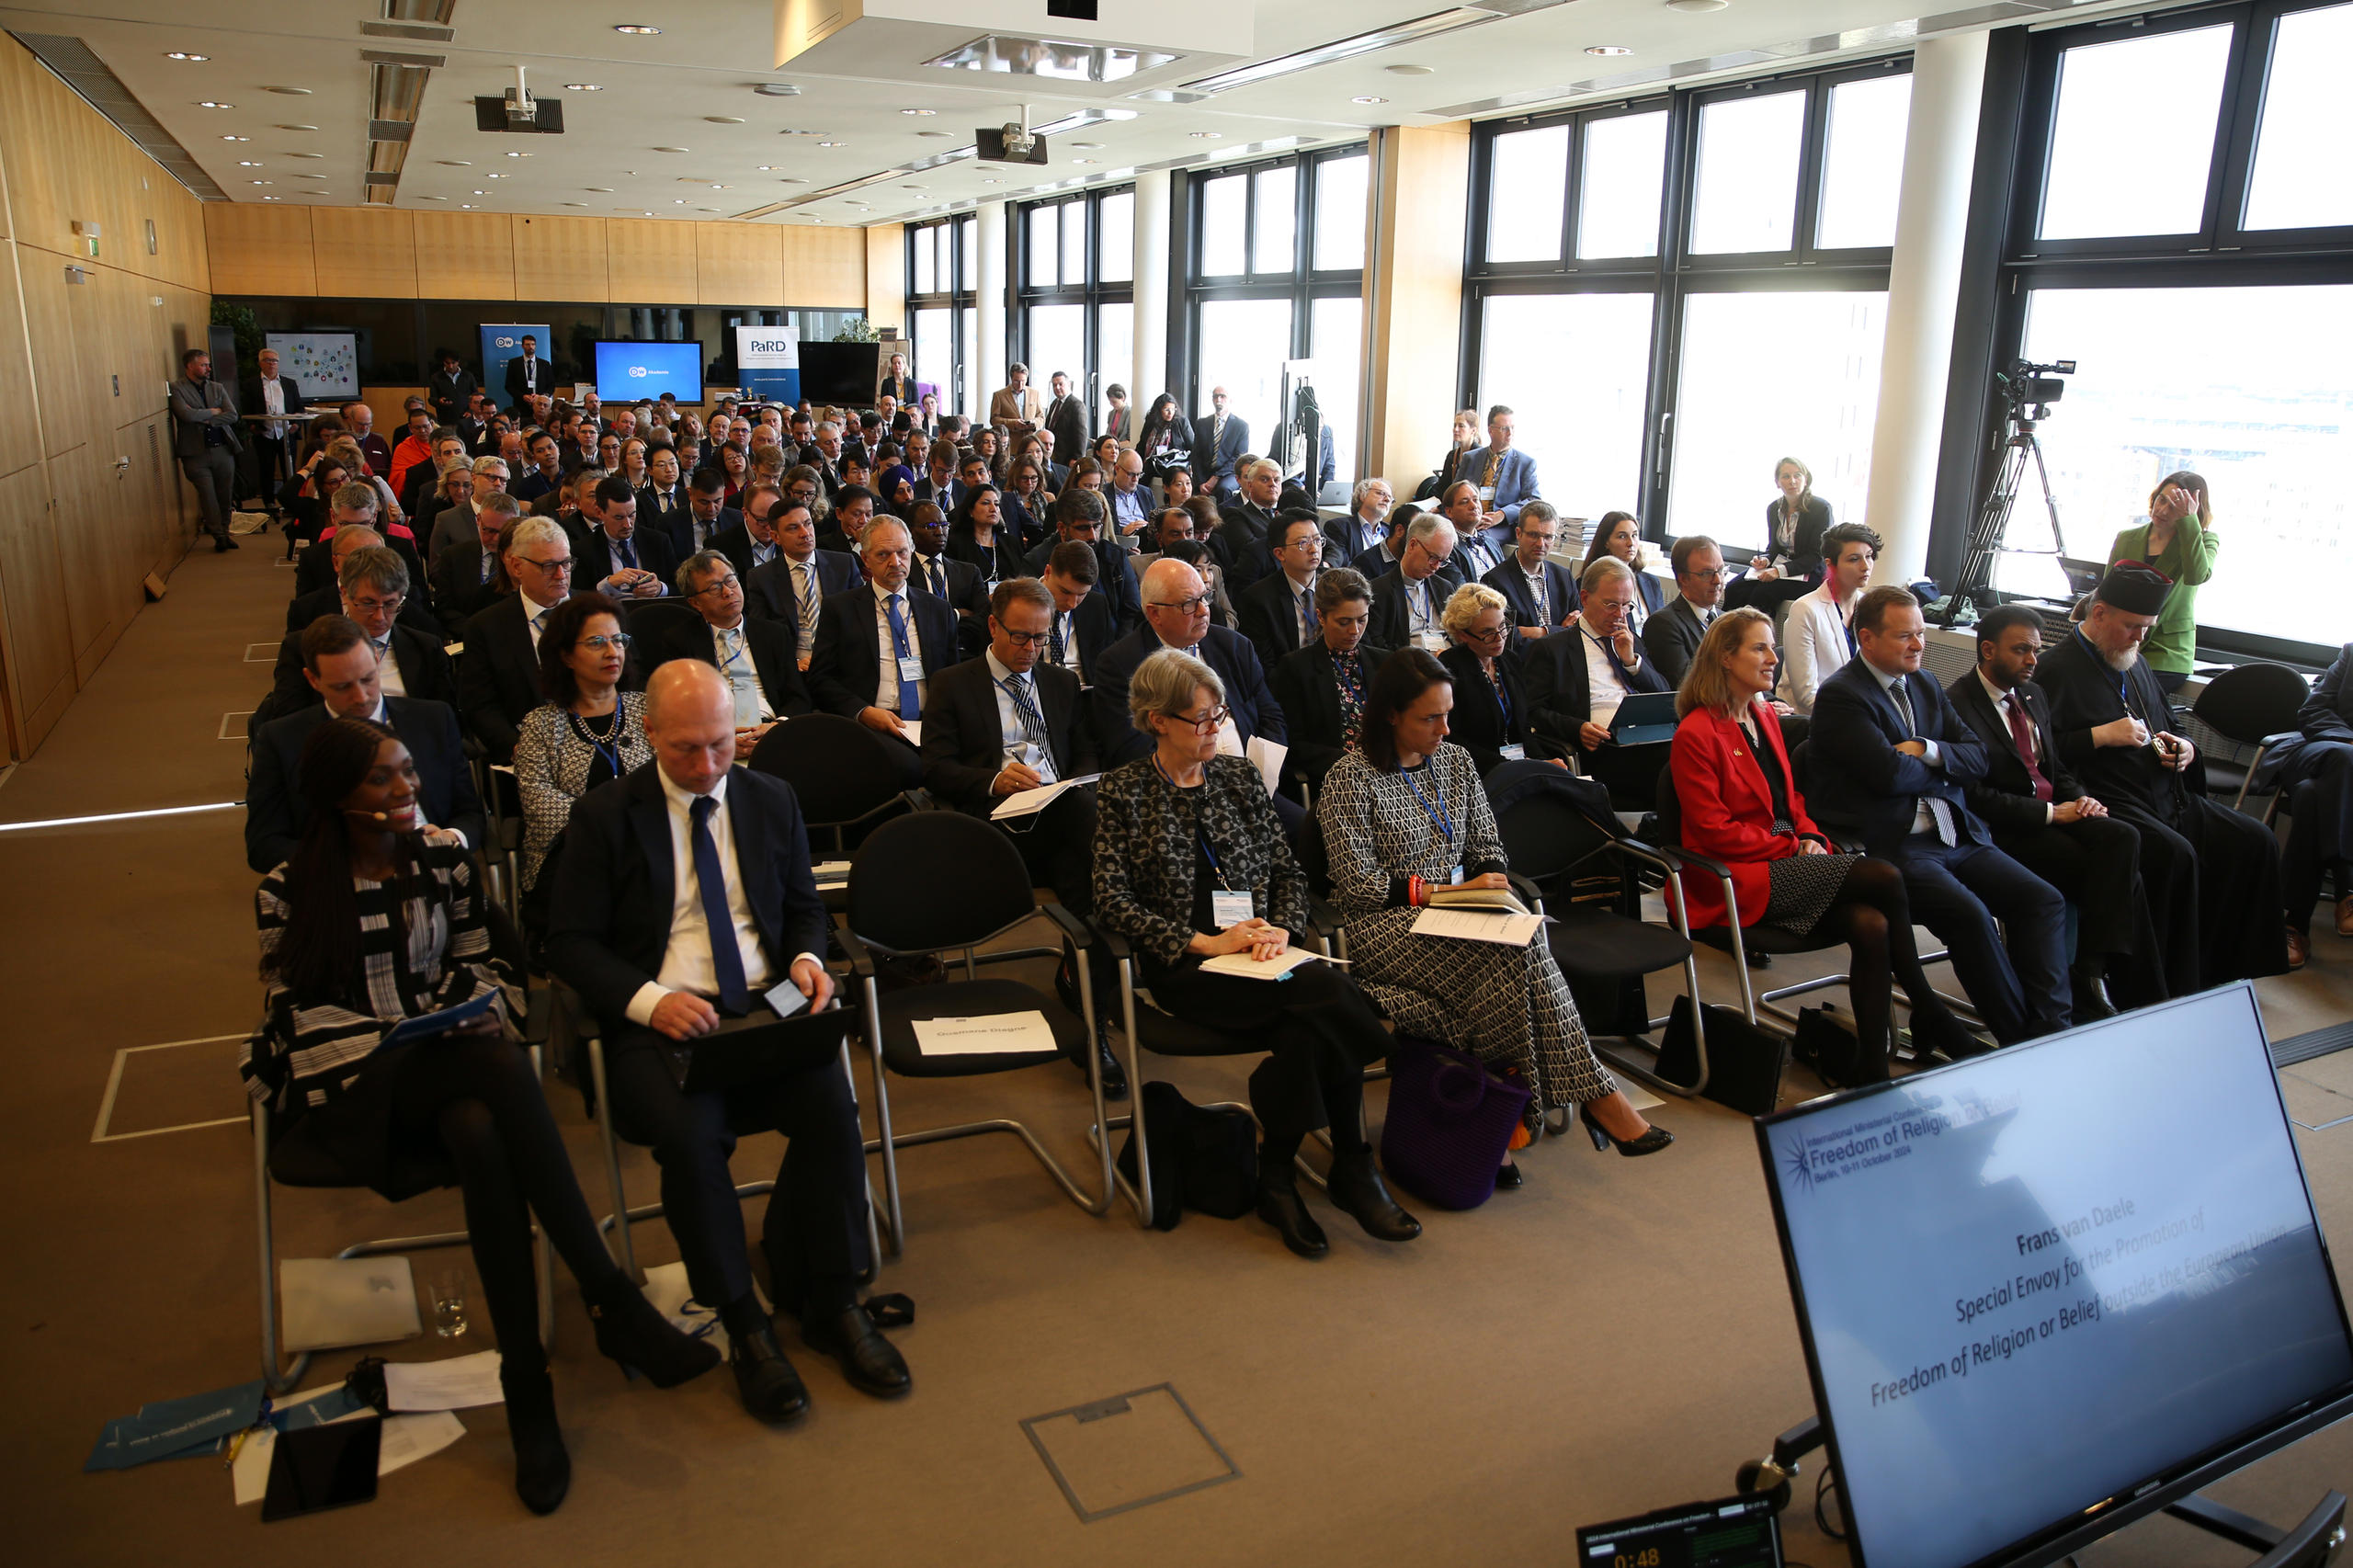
[430,1267,469,1338]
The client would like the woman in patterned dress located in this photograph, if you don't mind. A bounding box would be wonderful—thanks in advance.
[1093,649,1420,1259]
[1318,649,1673,1176]
[510,594,651,930]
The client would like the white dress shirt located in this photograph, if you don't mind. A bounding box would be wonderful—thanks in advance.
[1876,664,1950,839]
[712,621,775,725]
[625,769,821,1025]
[871,587,927,712]
[261,376,286,439]
[985,650,1056,783]
[370,635,407,697]
[1282,571,1317,646]
[524,597,556,654]
[1520,562,1553,627]
[1048,607,1085,685]
[1977,668,2055,825]
[1579,628,1633,728]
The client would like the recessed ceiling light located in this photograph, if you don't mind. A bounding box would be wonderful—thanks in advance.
[222,134,249,141]
[505,151,530,157]
[164,51,208,62]
[438,160,471,166]
[237,160,263,166]
[296,173,326,179]
[778,177,808,184]
[249,179,271,186]
[484,173,504,179]
[654,146,690,153]
[460,203,474,209]
[563,200,588,207]
[1352,95,1388,104]
[1073,159,1098,165]
[703,116,745,124]
[673,199,687,204]
[1665,0,1727,9]
[1189,131,1222,139]
[756,165,779,171]
[979,178,1000,185]
[917,131,953,138]
[473,189,487,195]
[698,207,720,212]
[262,195,279,200]
[613,23,661,34]
[816,141,844,148]
[754,83,801,97]
[901,108,936,116]
[278,124,318,131]
[902,184,926,189]
[289,152,324,159]
[585,186,614,192]
[1586,44,1633,55]
[265,85,312,96]
[416,194,447,200]
[1385,64,1434,75]
[710,184,730,190]
[195,100,233,108]
[564,83,601,91]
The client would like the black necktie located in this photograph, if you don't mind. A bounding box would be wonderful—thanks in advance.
[688,795,751,1013]
[616,537,637,569]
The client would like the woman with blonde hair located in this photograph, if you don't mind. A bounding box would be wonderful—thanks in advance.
[1436,583,1538,775]
[1670,608,1979,1080]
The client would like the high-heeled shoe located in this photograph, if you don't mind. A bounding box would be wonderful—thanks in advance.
[1581,1104,1674,1156]
[499,1364,570,1516]
[587,1278,722,1388]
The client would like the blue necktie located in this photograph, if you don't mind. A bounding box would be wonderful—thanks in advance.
[688,795,751,1014]
[617,536,637,569]
[1595,631,1637,687]
[1891,677,1959,846]
[885,593,919,719]
[1049,612,1067,667]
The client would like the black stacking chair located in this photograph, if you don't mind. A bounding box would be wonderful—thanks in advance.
[746,713,924,912]
[2188,662,2310,816]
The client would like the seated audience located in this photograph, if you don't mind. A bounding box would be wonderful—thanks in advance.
[1643,534,1727,687]
[289,506,435,637]
[547,662,905,1425]
[577,475,674,600]
[1039,541,1118,687]
[1350,503,1415,581]
[427,455,512,567]
[1160,540,1237,631]
[808,516,957,739]
[1431,406,1480,498]
[432,493,522,626]
[1482,501,1578,642]
[1432,481,1506,581]
[1807,585,2072,1044]
[1438,584,1538,776]
[1236,513,1328,676]
[513,431,564,504]
[246,615,483,873]
[1023,487,1142,632]
[1947,605,2177,1015]
[268,547,455,714]
[636,445,690,553]
[1092,649,1415,1257]
[1457,404,1540,534]
[652,551,813,750]
[2037,562,2291,978]
[511,592,653,920]
[1092,557,1288,773]
[1107,449,1151,538]
[2272,642,2353,950]
[948,482,1026,587]
[1271,568,1391,794]
[458,517,579,765]
[1318,649,1670,1171]
[904,500,989,654]
[1778,522,1881,717]
[1582,511,1664,628]
[1326,478,1393,566]
[1212,459,1284,592]
[710,481,783,582]
[744,497,860,667]
[244,716,716,1513]
[1672,608,1983,1077]
[1366,513,1464,655]
[671,465,738,563]
[1725,456,1830,614]
[1520,555,1672,808]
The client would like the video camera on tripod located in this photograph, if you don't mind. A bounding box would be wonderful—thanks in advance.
[1938,357,2100,627]
[1995,357,2075,421]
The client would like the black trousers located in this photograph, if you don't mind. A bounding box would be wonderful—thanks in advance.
[2282,742,2353,928]
[604,1029,870,1317]
[998,788,1119,1019]
[248,432,291,509]
[379,1038,624,1375]
[1141,951,1390,1157]
[1990,813,2171,1002]
[2111,790,2289,986]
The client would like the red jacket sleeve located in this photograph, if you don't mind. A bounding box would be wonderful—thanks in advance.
[1673,711,1801,867]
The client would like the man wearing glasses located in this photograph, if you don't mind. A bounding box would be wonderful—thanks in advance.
[266,544,456,714]
[1021,488,1141,633]
[1237,513,1328,676]
[1483,501,1581,645]
[1367,514,1464,656]
[644,551,812,752]
[1643,534,1731,687]
[428,453,512,564]
[1091,557,1291,791]
[459,516,581,763]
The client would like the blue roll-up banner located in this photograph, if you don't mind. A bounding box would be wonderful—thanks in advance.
[734,325,801,404]
[480,323,552,407]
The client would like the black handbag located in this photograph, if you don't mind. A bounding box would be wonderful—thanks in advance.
[1791,1003,1864,1090]
[1653,993,1788,1117]
[1117,1081,1259,1230]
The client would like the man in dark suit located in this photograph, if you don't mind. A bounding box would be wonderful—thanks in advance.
[1237,513,1328,677]
[246,616,484,872]
[577,476,676,601]
[745,497,861,667]
[1807,585,2071,1046]
[636,446,692,557]
[1431,480,1508,582]
[547,660,905,1423]
[677,465,742,566]
[267,547,456,718]
[503,335,551,410]
[456,516,577,764]
[2037,562,2290,982]
[904,501,987,657]
[918,576,1123,1093]
[649,551,814,747]
[169,347,242,551]
[1642,533,1726,685]
[1519,554,1672,808]
[290,517,435,634]
[238,346,305,517]
[813,483,877,560]
[1211,460,1285,594]
[1483,502,1580,648]
[429,494,520,627]
[1949,605,2176,1017]
[1040,371,1087,466]
[1366,514,1467,656]
[1021,489,1142,634]
[1272,568,1391,793]
[1191,385,1248,500]
[426,349,478,427]
[709,481,779,585]
[512,431,566,506]
[1039,542,1119,688]
[808,517,958,739]
[1092,556,1289,772]
[1324,478,1393,568]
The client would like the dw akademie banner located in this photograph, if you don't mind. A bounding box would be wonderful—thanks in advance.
[734,325,801,404]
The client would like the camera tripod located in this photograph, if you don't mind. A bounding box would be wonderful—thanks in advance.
[1938,407,2073,629]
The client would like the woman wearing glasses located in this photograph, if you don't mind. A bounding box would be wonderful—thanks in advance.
[1093,648,1420,1259]
[1438,584,1540,777]
[511,593,649,936]
[1318,650,1672,1178]
[947,482,1024,586]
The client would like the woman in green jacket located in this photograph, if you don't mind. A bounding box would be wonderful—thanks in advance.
[2109,471,2215,694]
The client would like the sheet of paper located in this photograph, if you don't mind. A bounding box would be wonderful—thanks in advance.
[812,859,853,885]
[1412,906,1545,947]
[990,774,1101,820]
[383,1348,505,1412]
[1246,736,1288,797]
[911,1010,1057,1057]
[233,1413,465,1505]
[1197,948,1323,981]
[640,1259,752,1354]
[897,720,922,746]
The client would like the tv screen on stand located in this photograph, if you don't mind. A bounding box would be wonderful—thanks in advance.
[591,340,703,404]
[798,342,881,408]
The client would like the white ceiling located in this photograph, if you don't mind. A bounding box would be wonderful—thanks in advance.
[1,0,2158,229]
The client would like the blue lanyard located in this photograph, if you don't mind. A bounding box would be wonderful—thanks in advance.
[574,711,622,776]
[1488,666,1513,729]
[1154,753,1231,885]
[1401,763,1456,844]
[2072,628,2134,710]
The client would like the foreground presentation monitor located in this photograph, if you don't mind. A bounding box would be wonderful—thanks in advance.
[592,340,702,403]
[798,341,881,407]
[1757,983,2353,1568]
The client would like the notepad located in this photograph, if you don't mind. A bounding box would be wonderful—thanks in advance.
[1246,736,1288,797]
[377,991,497,1052]
[1197,948,1324,981]
[911,1011,1056,1057]
[1413,906,1546,947]
[991,774,1101,820]
[1423,884,1532,916]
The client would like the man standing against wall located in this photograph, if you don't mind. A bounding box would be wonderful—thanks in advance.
[171,347,243,553]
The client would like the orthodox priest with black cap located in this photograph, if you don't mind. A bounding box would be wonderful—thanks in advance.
[2036,561,2290,983]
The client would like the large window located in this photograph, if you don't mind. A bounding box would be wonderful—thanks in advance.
[904,215,978,415]
[1013,187,1136,445]
[1978,1,2353,656]
[1181,145,1367,494]
[1466,59,1909,543]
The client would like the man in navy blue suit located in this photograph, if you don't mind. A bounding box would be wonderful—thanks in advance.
[1806,585,2071,1048]
[1482,501,1579,645]
[743,497,861,669]
[1455,405,1541,529]
[1192,385,1250,501]
[807,517,958,740]
[1091,557,1288,772]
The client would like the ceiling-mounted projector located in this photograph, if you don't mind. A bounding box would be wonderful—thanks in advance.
[977,105,1046,165]
[475,64,565,133]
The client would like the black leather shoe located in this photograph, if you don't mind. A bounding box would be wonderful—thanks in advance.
[500,1366,570,1516]
[729,1324,811,1424]
[1912,1007,1992,1061]
[2070,971,2117,1020]
[1580,1105,1675,1157]
[1495,1160,1524,1190]
[587,1280,720,1388]
[1080,1026,1128,1101]
[1324,1150,1422,1241]
[1256,1168,1328,1258]
[801,1306,912,1399]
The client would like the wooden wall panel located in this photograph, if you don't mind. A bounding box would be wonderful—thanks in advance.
[312,207,418,298]
[0,43,72,257]
[21,256,93,460]
[0,463,74,748]
[607,219,697,301]
[863,225,904,335]
[779,224,867,308]
[513,215,608,301]
[697,223,783,306]
[204,204,317,296]
[413,210,514,300]
[0,249,38,478]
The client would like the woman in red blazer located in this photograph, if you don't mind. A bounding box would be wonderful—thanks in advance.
[1670,608,1978,1079]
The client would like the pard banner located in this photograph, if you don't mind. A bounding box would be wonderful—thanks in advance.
[734,325,801,404]
[480,323,552,409]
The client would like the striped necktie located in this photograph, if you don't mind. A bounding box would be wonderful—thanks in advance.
[1002,674,1054,781]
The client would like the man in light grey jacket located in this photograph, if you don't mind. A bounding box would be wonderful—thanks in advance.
[170,347,243,551]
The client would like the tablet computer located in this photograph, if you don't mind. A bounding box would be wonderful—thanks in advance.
[1608,690,1679,748]
[674,1008,852,1094]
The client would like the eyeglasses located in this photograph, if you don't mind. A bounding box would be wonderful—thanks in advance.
[1148,595,1214,615]
[1172,705,1232,733]
[1684,567,1733,581]
[1464,621,1506,642]
[688,574,740,598]
[347,594,404,615]
[1000,629,1053,647]
[518,556,574,574]
[577,633,633,652]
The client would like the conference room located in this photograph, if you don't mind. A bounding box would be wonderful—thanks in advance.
[5,0,2353,1562]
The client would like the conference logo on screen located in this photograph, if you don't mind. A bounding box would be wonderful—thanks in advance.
[1782,1090,2017,1194]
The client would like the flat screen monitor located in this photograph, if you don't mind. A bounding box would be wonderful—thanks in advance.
[1756,982,2353,1568]
[592,340,702,403]
[798,341,881,407]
